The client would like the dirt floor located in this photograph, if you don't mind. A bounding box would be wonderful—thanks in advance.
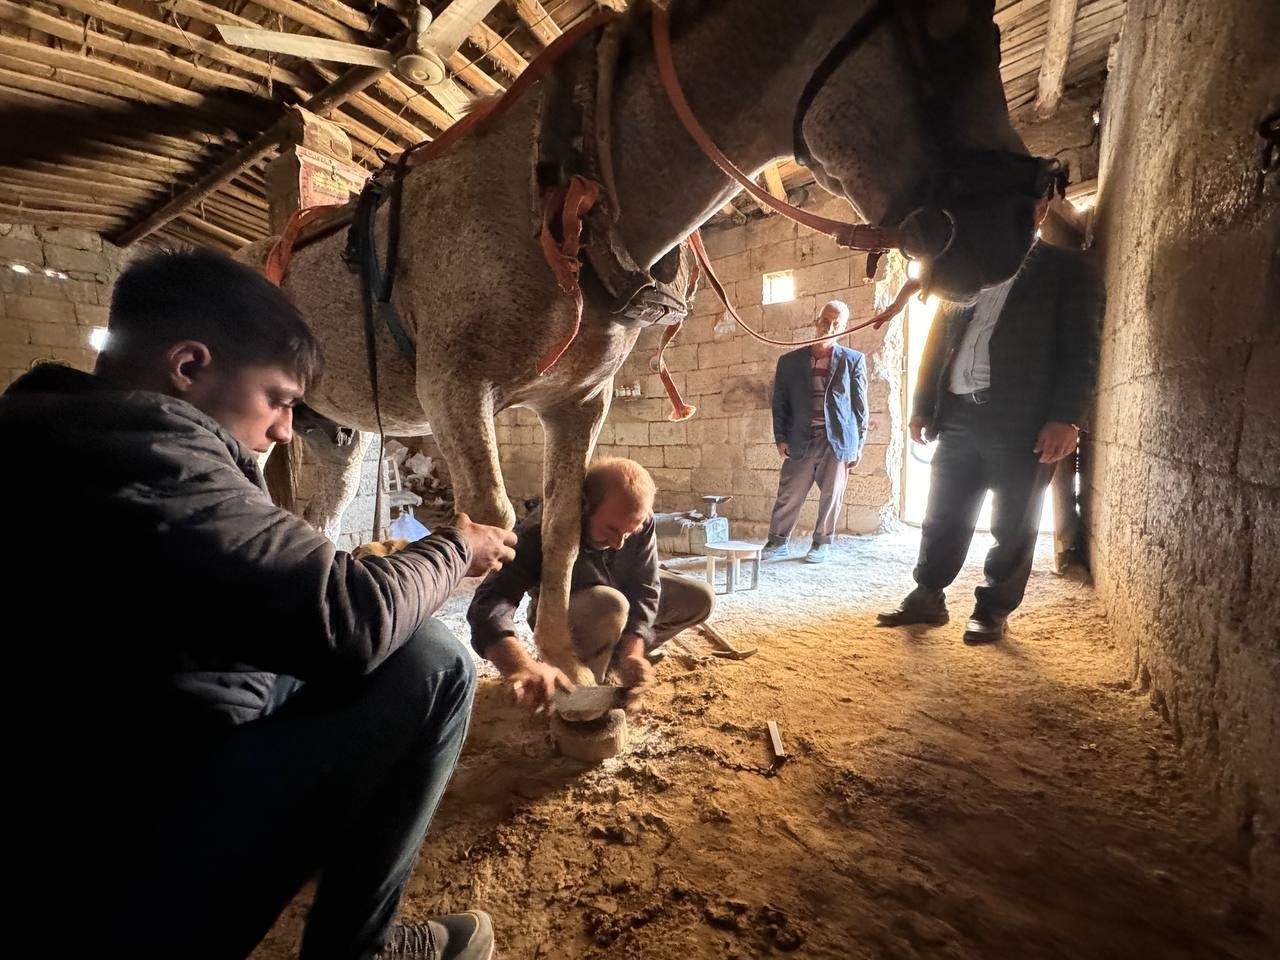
[258,531,1274,960]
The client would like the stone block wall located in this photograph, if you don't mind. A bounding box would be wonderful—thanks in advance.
[0,222,124,388]
[1084,0,1279,929]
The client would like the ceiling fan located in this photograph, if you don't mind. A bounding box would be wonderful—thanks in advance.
[215,0,502,89]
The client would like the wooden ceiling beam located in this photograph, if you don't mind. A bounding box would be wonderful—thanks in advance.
[506,0,563,46]
[0,184,135,214]
[178,211,252,248]
[0,201,120,231]
[1035,0,1080,118]
[192,202,269,237]
[162,0,362,43]
[288,0,372,33]
[1000,14,1122,83]
[0,34,210,111]
[375,72,457,131]
[448,51,506,97]
[49,0,307,91]
[467,21,529,78]
[0,166,165,204]
[312,67,436,144]
[0,1,264,96]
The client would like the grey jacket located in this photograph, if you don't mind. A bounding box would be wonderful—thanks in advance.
[772,343,869,461]
[467,504,660,654]
[1,364,472,737]
[913,242,1104,433]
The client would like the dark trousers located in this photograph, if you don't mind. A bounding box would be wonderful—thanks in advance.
[914,400,1053,617]
[39,620,476,960]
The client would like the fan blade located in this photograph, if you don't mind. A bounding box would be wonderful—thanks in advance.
[424,0,504,58]
[216,25,396,70]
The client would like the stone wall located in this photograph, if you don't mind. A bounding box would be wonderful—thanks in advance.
[491,194,906,542]
[0,222,124,388]
[1083,0,1279,930]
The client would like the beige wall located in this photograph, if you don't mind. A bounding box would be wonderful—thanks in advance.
[0,222,123,388]
[1083,0,1280,930]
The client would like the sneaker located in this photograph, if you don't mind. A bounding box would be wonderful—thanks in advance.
[378,911,495,960]
[761,536,790,559]
[804,543,830,563]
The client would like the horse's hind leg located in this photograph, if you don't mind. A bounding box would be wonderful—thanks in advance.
[292,417,374,546]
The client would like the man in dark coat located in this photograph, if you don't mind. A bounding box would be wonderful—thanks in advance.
[878,201,1104,643]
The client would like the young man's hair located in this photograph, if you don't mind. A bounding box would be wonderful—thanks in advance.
[584,457,657,515]
[100,248,322,388]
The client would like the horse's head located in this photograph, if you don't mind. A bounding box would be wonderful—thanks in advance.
[796,0,1058,302]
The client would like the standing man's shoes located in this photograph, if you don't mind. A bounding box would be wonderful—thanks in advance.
[761,536,791,560]
[876,591,949,627]
[804,543,830,563]
[962,611,1007,644]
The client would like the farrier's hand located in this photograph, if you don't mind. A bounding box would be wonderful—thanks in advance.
[617,651,655,712]
[909,415,935,444]
[776,442,790,459]
[453,512,517,577]
[509,659,575,710]
[1034,421,1080,464]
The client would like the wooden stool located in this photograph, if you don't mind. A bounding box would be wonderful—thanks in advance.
[703,540,763,594]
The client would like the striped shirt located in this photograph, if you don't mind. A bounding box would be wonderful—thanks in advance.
[810,353,831,425]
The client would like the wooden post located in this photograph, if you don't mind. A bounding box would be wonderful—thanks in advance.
[1034,0,1080,119]
[261,108,370,516]
[264,107,368,233]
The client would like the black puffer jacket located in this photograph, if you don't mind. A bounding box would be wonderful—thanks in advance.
[1,364,471,741]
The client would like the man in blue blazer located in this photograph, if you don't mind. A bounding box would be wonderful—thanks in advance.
[762,300,869,563]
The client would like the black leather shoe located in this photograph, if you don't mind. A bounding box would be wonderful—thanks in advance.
[962,611,1007,644]
[876,601,949,627]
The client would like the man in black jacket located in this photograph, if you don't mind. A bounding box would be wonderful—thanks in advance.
[5,250,514,960]
[878,203,1104,643]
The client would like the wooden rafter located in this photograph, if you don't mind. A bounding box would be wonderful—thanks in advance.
[48,0,308,92]
[506,0,562,46]
[467,21,529,78]
[113,51,402,246]
[1036,0,1081,117]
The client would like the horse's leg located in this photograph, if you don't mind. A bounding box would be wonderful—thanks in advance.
[420,380,515,532]
[533,383,612,688]
[298,428,374,545]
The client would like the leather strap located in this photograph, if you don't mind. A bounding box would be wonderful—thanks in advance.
[651,4,901,253]
[536,175,603,375]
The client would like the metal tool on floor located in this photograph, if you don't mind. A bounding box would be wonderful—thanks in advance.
[699,622,757,659]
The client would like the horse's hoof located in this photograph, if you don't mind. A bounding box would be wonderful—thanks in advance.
[551,709,628,763]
